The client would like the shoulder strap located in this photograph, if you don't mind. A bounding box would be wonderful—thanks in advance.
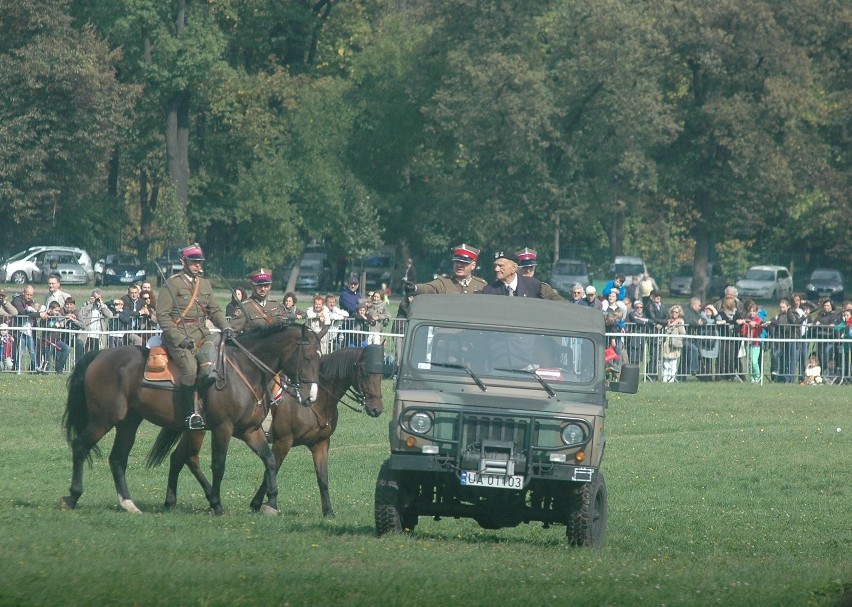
[248,299,274,323]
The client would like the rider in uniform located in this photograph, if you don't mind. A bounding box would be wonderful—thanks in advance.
[405,244,487,296]
[516,247,564,301]
[229,268,285,333]
[157,243,233,430]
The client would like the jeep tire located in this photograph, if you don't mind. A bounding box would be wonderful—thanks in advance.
[374,460,417,535]
[565,472,608,548]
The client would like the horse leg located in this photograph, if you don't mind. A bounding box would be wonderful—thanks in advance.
[311,441,334,518]
[249,435,293,512]
[207,427,233,516]
[241,428,279,516]
[164,432,213,511]
[108,416,144,513]
[60,425,111,510]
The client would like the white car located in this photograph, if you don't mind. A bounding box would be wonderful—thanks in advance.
[735,265,793,300]
[1,246,95,285]
[550,259,592,292]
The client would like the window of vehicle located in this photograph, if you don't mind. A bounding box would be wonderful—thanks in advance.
[553,260,587,275]
[614,262,645,276]
[409,325,595,385]
[744,269,775,282]
[810,270,841,281]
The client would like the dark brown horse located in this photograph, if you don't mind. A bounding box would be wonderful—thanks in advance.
[152,345,385,518]
[61,323,323,515]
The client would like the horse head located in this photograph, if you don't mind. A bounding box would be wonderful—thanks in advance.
[357,344,386,418]
[283,324,323,405]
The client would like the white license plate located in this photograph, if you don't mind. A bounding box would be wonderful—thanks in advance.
[120,276,134,283]
[460,471,524,490]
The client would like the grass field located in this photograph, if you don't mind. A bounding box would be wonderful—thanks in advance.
[0,374,849,607]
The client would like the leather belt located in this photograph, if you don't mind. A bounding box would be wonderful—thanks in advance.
[180,318,205,324]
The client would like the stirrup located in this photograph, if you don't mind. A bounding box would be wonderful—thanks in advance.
[185,413,206,431]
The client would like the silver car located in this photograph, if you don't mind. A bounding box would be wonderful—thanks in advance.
[735,265,793,300]
[1,246,94,285]
[550,259,591,292]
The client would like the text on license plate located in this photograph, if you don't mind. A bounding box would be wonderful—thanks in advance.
[460,471,524,490]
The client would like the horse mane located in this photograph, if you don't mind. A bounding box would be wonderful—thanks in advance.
[236,321,301,344]
[321,347,363,382]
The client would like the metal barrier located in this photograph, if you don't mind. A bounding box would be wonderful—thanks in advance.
[1,314,848,384]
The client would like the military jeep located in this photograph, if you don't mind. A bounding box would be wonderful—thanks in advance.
[374,295,638,547]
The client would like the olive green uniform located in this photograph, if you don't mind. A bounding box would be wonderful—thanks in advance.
[229,297,286,333]
[414,275,487,295]
[157,272,229,387]
[540,281,564,301]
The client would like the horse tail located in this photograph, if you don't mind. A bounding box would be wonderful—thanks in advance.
[145,427,182,469]
[62,350,102,460]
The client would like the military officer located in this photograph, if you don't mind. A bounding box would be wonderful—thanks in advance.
[157,243,233,430]
[405,244,487,295]
[229,268,285,333]
[516,247,564,301]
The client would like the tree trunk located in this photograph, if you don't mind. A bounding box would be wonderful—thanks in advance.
[166,0,190,214]
[692,220,711,301]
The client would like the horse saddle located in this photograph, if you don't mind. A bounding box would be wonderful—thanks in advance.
[143,346,180,385]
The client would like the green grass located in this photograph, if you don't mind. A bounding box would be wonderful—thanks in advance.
[0,374,849,606]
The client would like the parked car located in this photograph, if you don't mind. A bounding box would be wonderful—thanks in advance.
[35,252,91,285]
[1,246,94,285]
[669,263,727,298]
[805,269,844,302]
[98,253,147,286]
[361,250,396,291]
[295,257,329,292]
[155,246,184,286]
[735,265,793,300]
[610,255,647,283]
[550,258,592,292]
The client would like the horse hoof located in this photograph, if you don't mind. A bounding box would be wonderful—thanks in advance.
[209,506,225,516]
[259,504,279,517]
[118,498,142,514]
[59,497,74,511]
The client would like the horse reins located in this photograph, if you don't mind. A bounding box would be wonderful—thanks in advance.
[225,330,313,404]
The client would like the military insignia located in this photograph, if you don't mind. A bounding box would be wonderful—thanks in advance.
[233,309,243,317]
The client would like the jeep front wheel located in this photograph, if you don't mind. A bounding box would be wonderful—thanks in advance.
[565,473,607,548]
[374,459,416,535]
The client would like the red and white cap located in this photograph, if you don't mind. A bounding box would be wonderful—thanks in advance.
[180,243,205,261]
[248,268,273,285]
[452,244,480,264]
[516,247,537,267]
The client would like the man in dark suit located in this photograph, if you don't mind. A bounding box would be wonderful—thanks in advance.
[482,251,545,298]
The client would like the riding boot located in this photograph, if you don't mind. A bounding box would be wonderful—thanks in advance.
[179,385,205,431]
[197,362,218,390]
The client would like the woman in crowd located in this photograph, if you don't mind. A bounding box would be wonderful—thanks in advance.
[714,295,745,380]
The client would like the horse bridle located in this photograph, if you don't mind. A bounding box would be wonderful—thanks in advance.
[226,329,317,404]
[338,357,383,413]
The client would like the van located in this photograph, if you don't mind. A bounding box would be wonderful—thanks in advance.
[610,256,646,283]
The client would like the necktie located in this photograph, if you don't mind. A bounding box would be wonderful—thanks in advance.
[507,286,514,296]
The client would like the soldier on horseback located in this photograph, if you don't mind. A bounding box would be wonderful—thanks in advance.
[157,243,234,430]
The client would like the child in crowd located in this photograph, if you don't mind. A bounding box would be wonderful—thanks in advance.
[0,323,14,370]
[801,354,822,385]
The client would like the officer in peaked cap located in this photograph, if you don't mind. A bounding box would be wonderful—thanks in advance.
[229,268,285,334]
[515,247,564,301]
[157,242,234,430]
[405,243,487,295]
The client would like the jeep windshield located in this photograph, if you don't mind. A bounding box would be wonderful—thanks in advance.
[408,325,596,386]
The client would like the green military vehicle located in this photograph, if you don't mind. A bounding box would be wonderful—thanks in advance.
[374,295,639,547]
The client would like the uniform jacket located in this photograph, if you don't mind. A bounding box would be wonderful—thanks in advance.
[481,275,544,298]
[414,275,487,295]
[229,296,285,333]
[157,272,228,349]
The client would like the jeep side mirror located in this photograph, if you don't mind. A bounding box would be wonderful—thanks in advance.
[608,364,639,394]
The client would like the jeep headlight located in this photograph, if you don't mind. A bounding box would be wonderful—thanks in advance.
[561,423,586,446]
[409,412,432,434]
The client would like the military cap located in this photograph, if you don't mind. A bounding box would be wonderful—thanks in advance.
[516,247,538,267]
[180,243,205,261]
[452,244,480,264]
[493,250,519,264]
[248,268,273,285]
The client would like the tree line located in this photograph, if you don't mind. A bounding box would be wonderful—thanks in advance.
[1,0,849,296]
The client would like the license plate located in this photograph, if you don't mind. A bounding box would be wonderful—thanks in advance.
[120,276,134,283]
[460,471,524,490]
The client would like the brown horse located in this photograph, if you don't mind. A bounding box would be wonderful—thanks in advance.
[151,345,385,518]
[60,323,323,515]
